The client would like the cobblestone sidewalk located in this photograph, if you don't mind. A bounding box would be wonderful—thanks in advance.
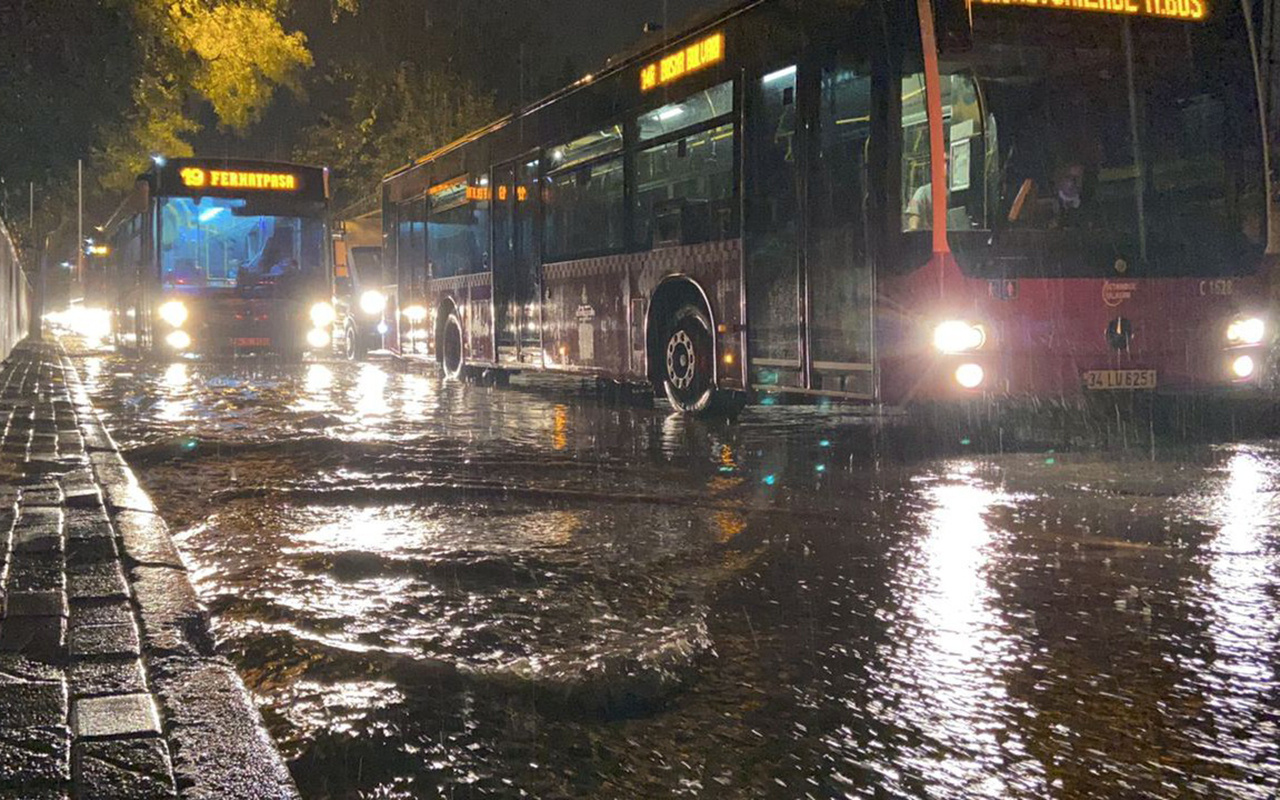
[0,341,298,799]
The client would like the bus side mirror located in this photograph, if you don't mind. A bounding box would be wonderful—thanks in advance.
[933,0,973,54]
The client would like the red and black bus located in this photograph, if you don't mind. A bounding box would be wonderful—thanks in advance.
[104,157,334,358]
[376,0,1272,413]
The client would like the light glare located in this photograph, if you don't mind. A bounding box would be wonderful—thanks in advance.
[158,300,188,328]
[165,330,191,350]
[955,363,985,389]
[934,320,985,353]
[1232,355,1256,379]
[360,290,387,315]
[310,301,336,328]
[1227,317,1265,345]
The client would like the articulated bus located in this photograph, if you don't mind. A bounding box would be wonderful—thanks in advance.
[375,0,1271,415]
[103,158,335,358]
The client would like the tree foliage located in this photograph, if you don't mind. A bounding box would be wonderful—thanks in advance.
[295,62,498,211]
[93,0,312,193]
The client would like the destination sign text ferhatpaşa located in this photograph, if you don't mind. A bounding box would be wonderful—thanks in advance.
[180,167,300,191]
[976,0,1205,20]
[640,32,724,91]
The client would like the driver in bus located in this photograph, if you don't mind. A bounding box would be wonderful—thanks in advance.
[904,152,947,231]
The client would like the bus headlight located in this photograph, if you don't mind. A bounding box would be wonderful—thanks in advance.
[165,330,192,351]
[1231,354,1256,379]
[1226,316,1265,345]
[955,363,985,389]
[158,300,188,328]
[360,290,387,316]
[306,328,331,350]
[310,301,336,328]
[934,320,986,353]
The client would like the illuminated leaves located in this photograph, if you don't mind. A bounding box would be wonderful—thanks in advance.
[176,1,312,130]
[88,0,312,190]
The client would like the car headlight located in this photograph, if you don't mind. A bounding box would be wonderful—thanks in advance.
[933,320,986,353]
[306,328,331,350]
[360,290,387,316]
[165,330,192,350]
[1226,316,1265,346]
[310,301,336,328]
[158,300,188,328]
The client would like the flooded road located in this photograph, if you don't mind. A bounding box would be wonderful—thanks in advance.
[68,341,1280,799]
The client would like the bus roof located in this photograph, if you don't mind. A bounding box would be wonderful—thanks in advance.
[383,0,765,182]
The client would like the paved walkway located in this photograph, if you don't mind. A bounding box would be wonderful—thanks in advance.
[0,341,299,799]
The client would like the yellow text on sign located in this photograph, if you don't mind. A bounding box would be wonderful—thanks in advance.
[975,0,1205,21]
[640,32,724,92]
[181,168,299,191]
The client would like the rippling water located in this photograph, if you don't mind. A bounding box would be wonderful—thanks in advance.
[68,342,1280,799]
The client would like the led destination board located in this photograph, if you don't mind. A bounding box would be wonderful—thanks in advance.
[180,167,299,191]
[640,32,725,91]
[976,0,1206,20]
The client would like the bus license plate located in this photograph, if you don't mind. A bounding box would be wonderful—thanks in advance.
[1083,369,1157,390]
[234,337,271,347]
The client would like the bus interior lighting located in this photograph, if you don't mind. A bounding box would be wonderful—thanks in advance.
[656,107,686,122]
[198,206,226,223]
[763,65,797,84]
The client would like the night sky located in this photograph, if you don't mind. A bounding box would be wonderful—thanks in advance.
[214,0,727,161]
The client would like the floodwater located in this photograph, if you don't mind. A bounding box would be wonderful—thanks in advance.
[67,343,1280,799]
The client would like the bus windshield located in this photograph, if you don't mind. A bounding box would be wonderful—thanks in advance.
[159,196,326,290]
[945,10,1265,278]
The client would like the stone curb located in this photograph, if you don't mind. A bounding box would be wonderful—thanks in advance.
[54,346,300,800]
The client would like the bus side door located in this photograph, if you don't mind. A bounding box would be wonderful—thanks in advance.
[492,157,542,365]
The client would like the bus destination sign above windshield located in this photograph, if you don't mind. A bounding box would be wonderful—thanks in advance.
[640,32,724,91]
[179,167,300,192]
[976,0,1205,20]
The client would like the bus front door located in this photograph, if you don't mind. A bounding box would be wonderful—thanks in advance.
[745,64,804,391]
[806,62,875,399]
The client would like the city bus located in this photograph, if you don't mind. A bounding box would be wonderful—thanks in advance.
[379,0,1272,414]
[103,157,335,358]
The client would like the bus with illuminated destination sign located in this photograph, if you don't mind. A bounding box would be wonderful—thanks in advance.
[380,0,1272,421]
[103,157,336,358]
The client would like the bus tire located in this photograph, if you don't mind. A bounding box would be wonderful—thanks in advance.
[344,321,367,361]
[662,304,716,414]
[440,310,464,379]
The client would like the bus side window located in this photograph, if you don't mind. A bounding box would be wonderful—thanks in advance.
[633,82,737,248]
[543,128,625,261]
[900,71,985,233]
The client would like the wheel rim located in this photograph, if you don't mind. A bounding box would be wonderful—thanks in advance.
[345,327,356,360]
[666,329,696,391]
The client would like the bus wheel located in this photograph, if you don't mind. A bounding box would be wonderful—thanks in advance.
[663,305,715,413]
[344,322,367,361]
[440,311,464,379]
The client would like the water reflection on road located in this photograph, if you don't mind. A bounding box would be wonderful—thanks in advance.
[70,344,1280,799]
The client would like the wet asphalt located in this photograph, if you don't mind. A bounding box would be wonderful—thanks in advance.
[64,339,1280,799]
